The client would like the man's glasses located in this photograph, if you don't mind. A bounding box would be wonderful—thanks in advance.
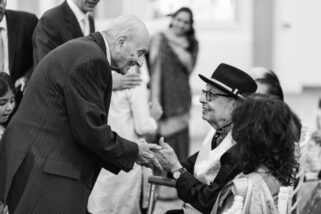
[201,89,232,101]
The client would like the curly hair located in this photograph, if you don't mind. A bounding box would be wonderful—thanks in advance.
[231,94,299,186]
[0,72,16,97]
[169,7,198,53]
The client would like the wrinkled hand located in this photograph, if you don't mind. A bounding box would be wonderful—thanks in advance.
[149,101,163,120]
[152,137,182,173]
[14,76,28,92]
[112,72,142,90]
[136,139,163,171]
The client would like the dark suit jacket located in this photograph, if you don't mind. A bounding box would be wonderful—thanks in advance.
[32,1,95,64]
[176,146,240,214]
[0,32,138,213]
[4,10,37,106]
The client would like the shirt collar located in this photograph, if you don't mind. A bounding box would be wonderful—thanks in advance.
[100,32,111,63]
[66,0,86,22]
[0,15,7,31]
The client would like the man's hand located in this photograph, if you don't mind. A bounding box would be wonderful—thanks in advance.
[152,137,182,173]
[136,139,163,171]
[14,76,28,92]
[112,72,142,90]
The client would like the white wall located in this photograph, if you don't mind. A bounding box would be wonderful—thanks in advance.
[273,0,321,92]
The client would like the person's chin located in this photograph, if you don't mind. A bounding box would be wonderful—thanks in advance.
[201,112,207,120]
[0,116,8,124]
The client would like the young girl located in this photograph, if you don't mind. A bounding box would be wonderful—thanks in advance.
[0,72,16,139]
[0,72,15,214]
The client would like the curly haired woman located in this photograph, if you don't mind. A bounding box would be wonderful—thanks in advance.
[211,94,300,214]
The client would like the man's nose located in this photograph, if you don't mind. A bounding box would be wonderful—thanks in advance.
[199,92,206,103]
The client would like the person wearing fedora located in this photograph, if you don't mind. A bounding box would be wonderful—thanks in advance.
[153,63,257,214]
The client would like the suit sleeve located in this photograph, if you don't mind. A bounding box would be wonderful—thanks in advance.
[175,152,239,214]
[32,15,61,65]
[64,57,138,172]
[181,152,198,173]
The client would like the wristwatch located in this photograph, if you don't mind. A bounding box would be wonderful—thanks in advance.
[173,167,187,179]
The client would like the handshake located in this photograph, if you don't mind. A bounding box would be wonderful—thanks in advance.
[135,137,182,174]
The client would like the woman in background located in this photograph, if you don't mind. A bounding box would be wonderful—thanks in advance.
[250,67,284,101]
[148,7,198,162]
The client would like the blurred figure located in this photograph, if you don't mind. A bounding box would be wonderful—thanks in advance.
[153,63,257,214]
[0,0,37,112]
[0,15,162,213]
[148,7,199,162]
[0,72,15,137]
[250,67,284,100]
[88,64,163,214]
[211,94,299,214]
[32,0,100,64]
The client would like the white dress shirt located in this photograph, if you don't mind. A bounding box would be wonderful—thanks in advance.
[66,0,90,36]
[0,15,10,74]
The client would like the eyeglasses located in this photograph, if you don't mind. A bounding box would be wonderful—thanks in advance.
[201,89,232,101]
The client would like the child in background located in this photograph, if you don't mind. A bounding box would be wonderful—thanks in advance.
[0,72,16,214]
[0,72,16,139]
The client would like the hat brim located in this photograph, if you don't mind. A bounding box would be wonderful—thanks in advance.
[199,74,245,99]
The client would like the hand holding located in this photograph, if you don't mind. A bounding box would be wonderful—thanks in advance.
[152,137,182,173]
[136,140,163,171]
[112,72,142,90]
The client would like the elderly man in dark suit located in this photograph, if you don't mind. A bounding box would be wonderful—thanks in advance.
[32,0,142,91]
[0,15,161,214]
[0,0,37,107]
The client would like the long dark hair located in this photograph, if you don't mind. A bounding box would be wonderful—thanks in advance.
[170,7,198,52]
[0,72,16,97]
[232,94,299,186]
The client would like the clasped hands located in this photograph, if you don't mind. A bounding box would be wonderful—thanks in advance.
[136,137,182,174]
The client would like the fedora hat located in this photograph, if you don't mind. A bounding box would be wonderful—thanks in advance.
[199,63,257,99]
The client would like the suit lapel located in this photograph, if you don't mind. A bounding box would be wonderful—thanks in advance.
[62,1,83,38]
[5,10,17,73]
[89,32,107,57]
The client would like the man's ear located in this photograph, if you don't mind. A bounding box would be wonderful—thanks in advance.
[116,36,127,47]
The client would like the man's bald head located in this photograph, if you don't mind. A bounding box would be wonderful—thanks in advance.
[102,15,150,74]
[103,15,150,44]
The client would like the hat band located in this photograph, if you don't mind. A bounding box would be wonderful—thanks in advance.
[209,78,245,99]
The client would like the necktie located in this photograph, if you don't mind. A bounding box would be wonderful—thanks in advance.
[88,14,95,33]
[0,27,4,72]
[81,13,90,36]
